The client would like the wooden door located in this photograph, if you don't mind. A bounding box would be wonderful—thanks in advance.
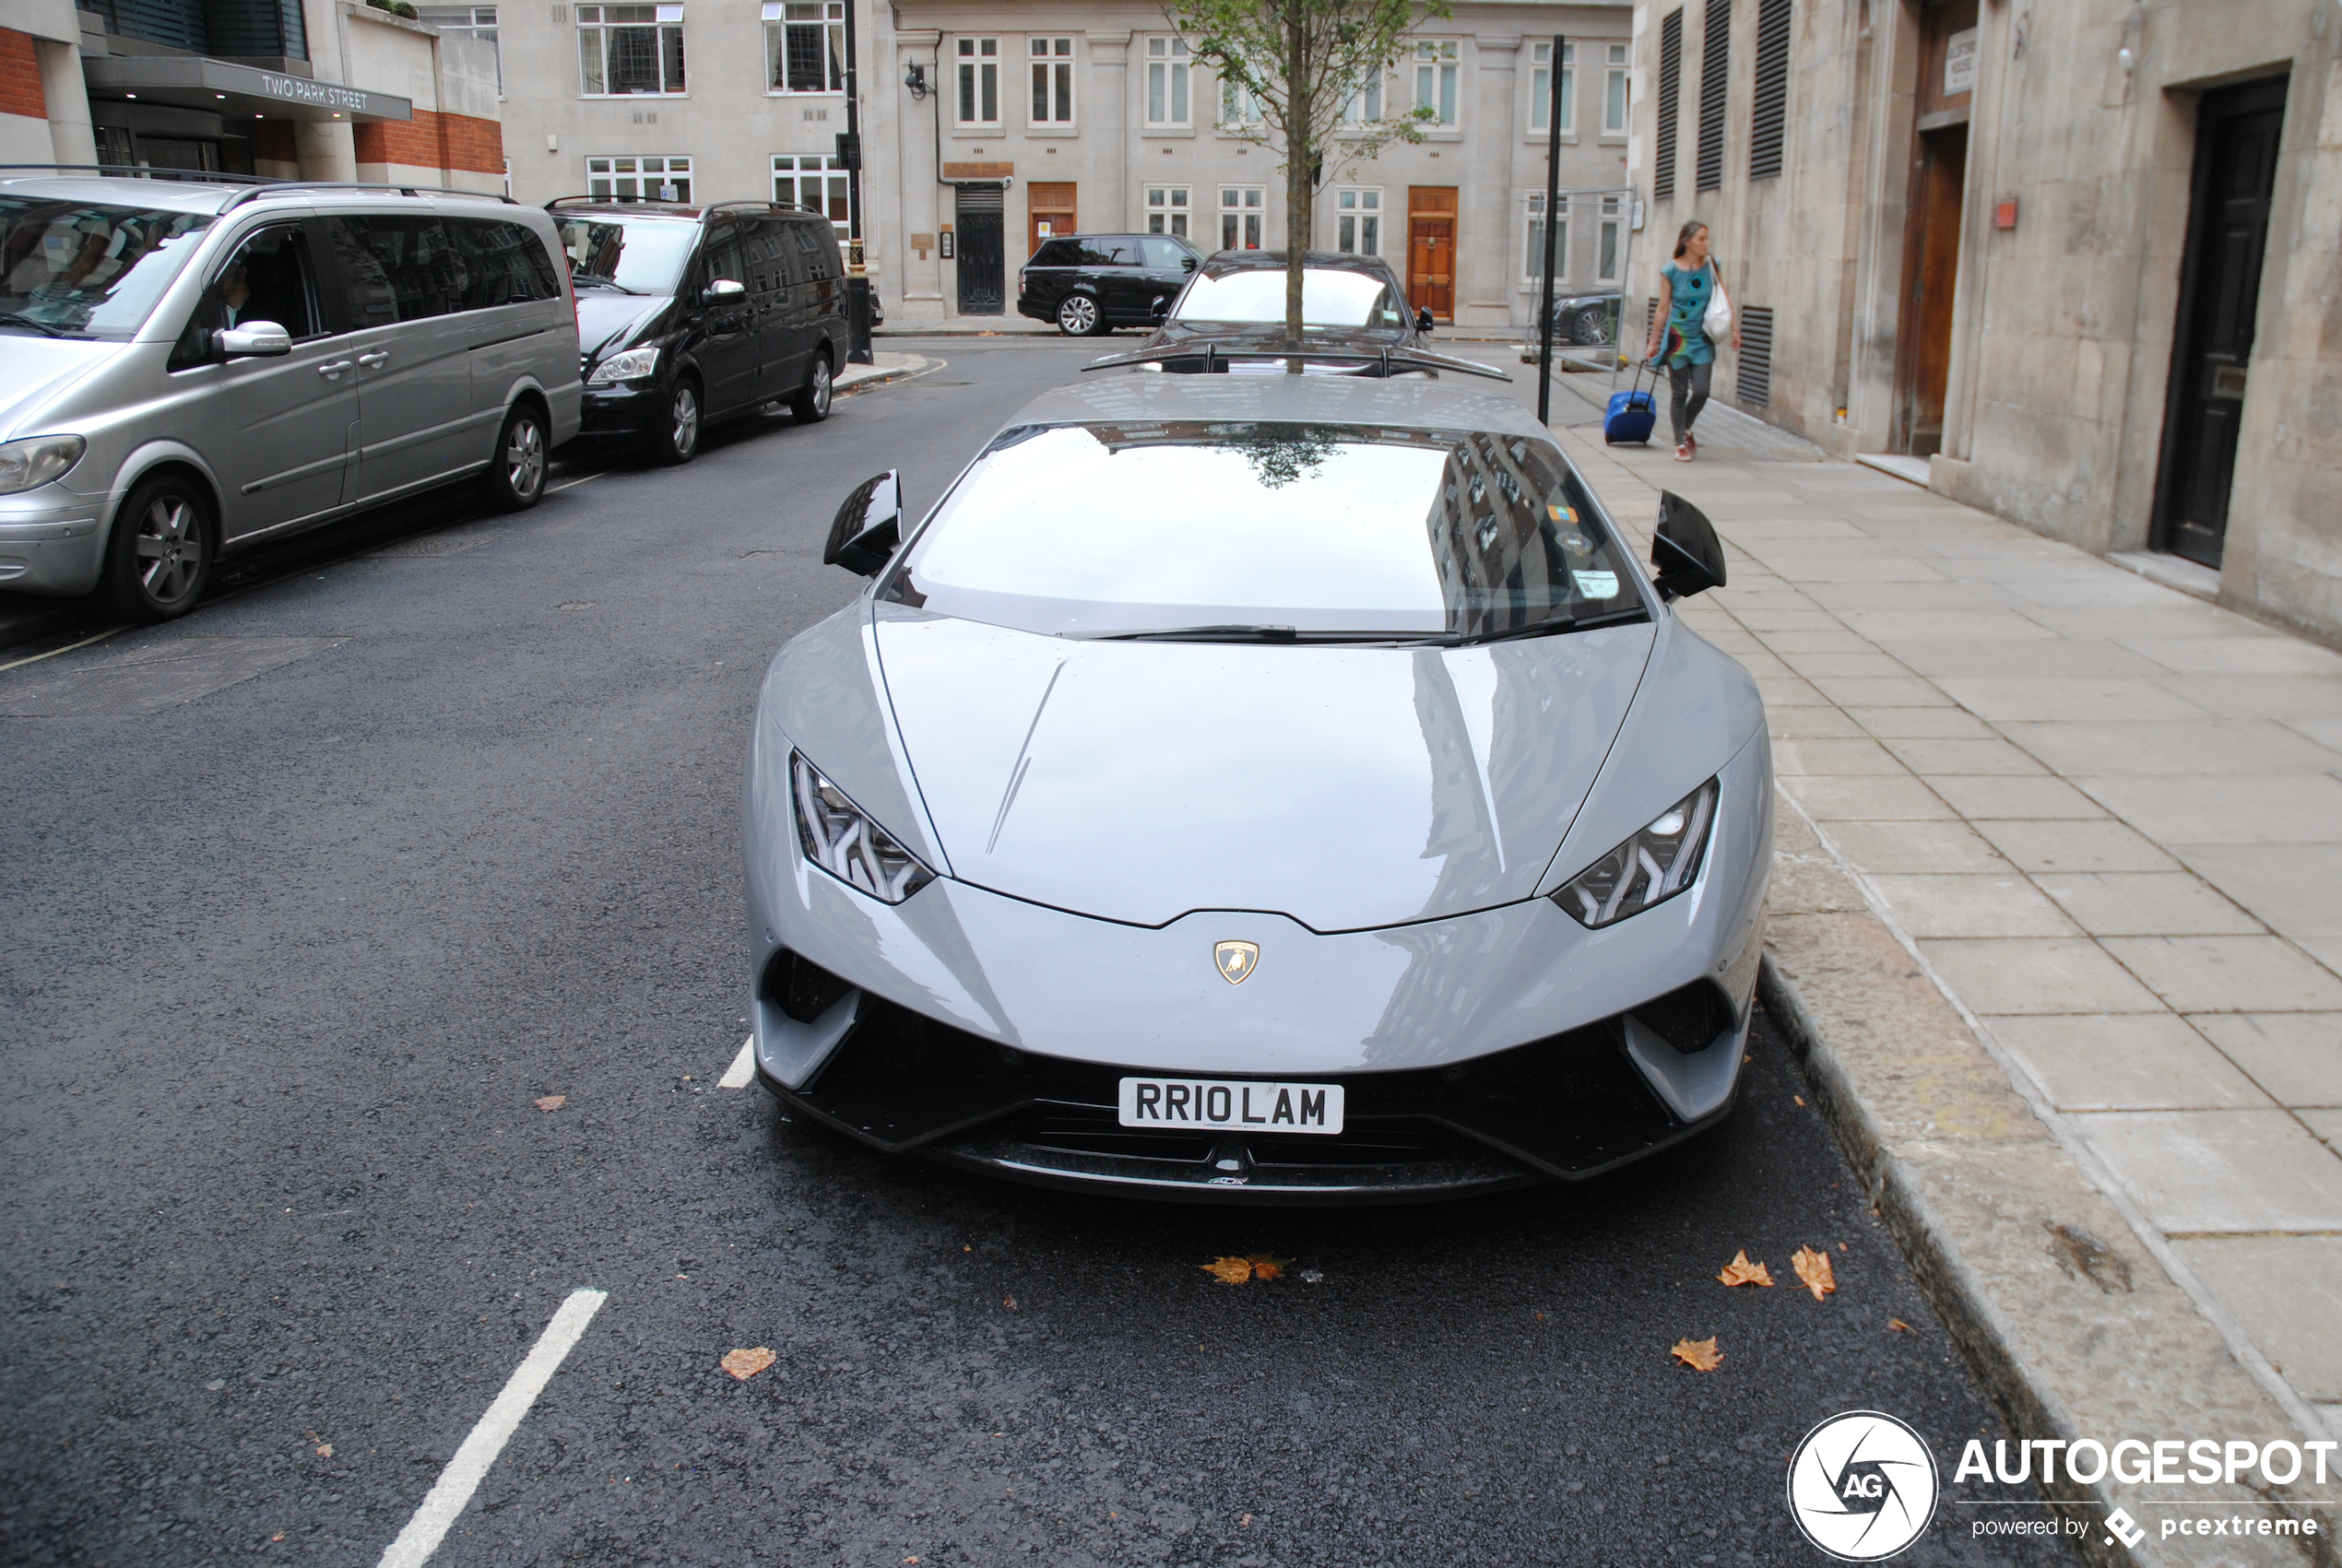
[1407,186,1457,322]
[1026,182,1077,264]
[2153,78,2286,568]
[1894,123,1967,456]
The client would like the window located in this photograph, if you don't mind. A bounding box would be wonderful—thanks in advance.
[577,4,685,96]
[1221,73,1263,127]
[1140,236,1190,269]
[1529,41,1573,133]
[1413,40,1458,126]
[1030,36,1073,124]
[449,218,564,309]
[1146,184,1189,238]
[1219,185,1263,250]
[1338,73,1383,124]
[763,2,842,95]
[1598,194,1621,281]
[1604,42,1629,133]
[1524,191,1566,282]
[419,6,500,92]
[1697,0,1729,192]
[215,225,322,337]
[1655,9,1682,201]
[1750,0,1790,179]
[1334,188,1380,255]
[774,153,852,246]
[1144,37,1190,125]
[586,153,692,200]
[329,215,464,324]
[955,36,999,125]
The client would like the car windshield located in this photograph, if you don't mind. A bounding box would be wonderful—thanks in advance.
[1173,268,1409,328]
[882,421,1646,641]
[0,197,215,338]
[555,214,699,294]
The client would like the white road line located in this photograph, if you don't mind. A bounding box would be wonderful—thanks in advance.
[718,1035,756,1089]
[547,470,606,494]
[0,624,125,673]
[376,1288,609,1568]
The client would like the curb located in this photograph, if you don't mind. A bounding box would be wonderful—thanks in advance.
[834,355,935,396]
[1758,796,2333,1567]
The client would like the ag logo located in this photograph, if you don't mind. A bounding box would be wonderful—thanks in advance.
[1785,1411,1939,1561]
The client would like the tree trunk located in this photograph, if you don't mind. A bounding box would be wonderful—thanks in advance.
[1284,6,1309,368]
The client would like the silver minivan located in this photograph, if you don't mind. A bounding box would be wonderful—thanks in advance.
[0,174,583,621]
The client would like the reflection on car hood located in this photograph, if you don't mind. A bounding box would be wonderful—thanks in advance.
[574,291,670,361]
[0,336,121,440]
[1141,320,1414,355]
[874,607,1655,932]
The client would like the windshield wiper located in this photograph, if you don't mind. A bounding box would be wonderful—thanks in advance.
[569,273,638,294]
[1444,607,1651,646]
[0,312,65,337]
[1073,624,1431,644]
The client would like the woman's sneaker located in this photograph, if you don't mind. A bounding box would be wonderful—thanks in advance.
[1674,442,1693,462]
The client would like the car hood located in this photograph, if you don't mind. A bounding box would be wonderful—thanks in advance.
[574,290,670,361]
[873,607,1655,932]
[0,336,123,439]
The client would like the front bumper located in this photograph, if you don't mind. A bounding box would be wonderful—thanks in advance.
[579,380,664,440]
[0,501,105,596]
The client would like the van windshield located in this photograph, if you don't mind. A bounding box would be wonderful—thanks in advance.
[555,215,699,295]
[0,198,215,338]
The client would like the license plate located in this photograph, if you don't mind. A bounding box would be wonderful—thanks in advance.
[1117,1078,1345,1136]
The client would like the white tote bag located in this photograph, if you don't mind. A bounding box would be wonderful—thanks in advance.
[1703,265,1733,341]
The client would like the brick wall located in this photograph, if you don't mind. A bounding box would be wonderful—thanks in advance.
[0,29,46,121]
[352,110,503,176]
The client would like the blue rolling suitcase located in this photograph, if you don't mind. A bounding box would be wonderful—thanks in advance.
[1603,361,1661,445]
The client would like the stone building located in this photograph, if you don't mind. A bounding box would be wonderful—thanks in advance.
[0,0,503,190]
[492,0,1638,330]
[1626,0,2342,641]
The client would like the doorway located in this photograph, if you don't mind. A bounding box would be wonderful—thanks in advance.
[1026,182,1076,265]
[953,183,1005,315]
[2153,77,2287,568]
[1406,186,1456,322]
[1894,123,1966,455]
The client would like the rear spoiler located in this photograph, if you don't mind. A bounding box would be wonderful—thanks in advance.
[1080,341,1513,382]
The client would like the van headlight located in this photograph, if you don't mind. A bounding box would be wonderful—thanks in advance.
[0,435,85,495]
[586,346,659,385]
[1555,780,1719,927]
[791,752,936,903]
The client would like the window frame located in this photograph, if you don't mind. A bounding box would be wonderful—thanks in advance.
[1143,36,1191,128]
[1336,71,1385,126]
[1528,40,1574,136]
[1145,183,1191,238]
[1028,35,1074,126]
[761,0,843,97]
[1413,39,1459,127]
[1596,194,1622,283]
[1218,184,1265,251]
[1604,42,1629,136]
[1219,71,1264,130]
[954,35,1001,127]
[575,3,687,98]
[773,153,853,247]
[1523,190,1568,287]
[585,153,693,201]
[1332,186,1382,257]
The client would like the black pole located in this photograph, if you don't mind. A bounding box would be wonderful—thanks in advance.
[842,0,863,265]
[1535,32,1565,426]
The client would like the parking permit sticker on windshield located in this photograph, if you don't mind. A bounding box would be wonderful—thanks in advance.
[1573,571,1619,598]
[1548,503,1579,524]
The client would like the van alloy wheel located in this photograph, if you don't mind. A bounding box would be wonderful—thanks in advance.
[503,415,545,500]
[1058,295,1099,336]
[135,494,200,605]
[662,381,701,463]
[788,354,833,423]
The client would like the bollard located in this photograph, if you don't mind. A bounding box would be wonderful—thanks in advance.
[846,276,875,366]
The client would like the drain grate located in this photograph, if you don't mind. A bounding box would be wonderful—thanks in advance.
[0,635,346,716]
[368,534,488,559]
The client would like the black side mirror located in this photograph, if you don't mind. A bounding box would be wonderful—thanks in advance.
[1416,306,1436,333]
[824,470,903,576]
[1651,490,1727,601]
[1150,295,1170,321]
[1181,255,1197,272]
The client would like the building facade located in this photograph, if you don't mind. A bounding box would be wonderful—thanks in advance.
[0,0,503,191]
[1627,0,2342,642]
[493,0,1636,330]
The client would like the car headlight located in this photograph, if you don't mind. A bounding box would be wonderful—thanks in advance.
[0,435,85,495]
[1554,779,1719,927]
[791,751,936,903]
[586,346,659,385]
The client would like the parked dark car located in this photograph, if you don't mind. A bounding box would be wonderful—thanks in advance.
[553,197,848,464]
[1017,232,1203,336]
[1547,290,1624,346]
[1127,250,1441,373]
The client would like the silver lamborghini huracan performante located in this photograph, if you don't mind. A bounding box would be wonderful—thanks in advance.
[743,372,1771,1202]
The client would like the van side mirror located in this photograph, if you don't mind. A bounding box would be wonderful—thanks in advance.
[1415,306,1436,333]
[1150,295,1170,321]
[218,321,291,358]
[1651,490,1727,601]
[704,277,746,301]
[824,470,903,576]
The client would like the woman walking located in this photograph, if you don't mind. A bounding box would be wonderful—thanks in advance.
[1643,220,1741,462]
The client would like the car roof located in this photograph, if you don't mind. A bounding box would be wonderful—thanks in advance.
[0,173,528,218]
[547,199,822,223]
[1197,249,1402,279]
[1003,369,1549,443]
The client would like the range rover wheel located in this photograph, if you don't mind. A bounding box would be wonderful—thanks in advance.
[100,473,213,624]
[657,377,702,465]
[1056,294,1102,336]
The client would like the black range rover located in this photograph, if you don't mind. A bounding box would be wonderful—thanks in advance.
[1016,231,1202,336]
[554,197,848,464]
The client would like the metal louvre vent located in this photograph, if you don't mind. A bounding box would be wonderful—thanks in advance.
[1655,10,1684,202]
[549,2,567,19]
[1750,0,1791,180]
[1697,0,1730,193]
[954,183,1005,212]
[1736,304,1775,407]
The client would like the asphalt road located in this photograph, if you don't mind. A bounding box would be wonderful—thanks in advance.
[1,337,2064,1567]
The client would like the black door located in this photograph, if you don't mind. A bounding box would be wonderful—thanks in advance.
[2154,78,2287,568]
[692,222,759,416]
[955,185,1005,315]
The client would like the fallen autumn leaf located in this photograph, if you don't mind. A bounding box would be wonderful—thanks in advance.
[1670,1337,1722,1372]
[1717,1250,1774,1288]
[315,1444,332,1458]
[535,1095,565,1112]
[719,1347,776,1381]
[1792,1245,1837,1302]
[1200,1257,1255,1285]
[1888,1318,1911,1333]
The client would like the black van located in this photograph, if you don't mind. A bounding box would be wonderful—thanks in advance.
[553,198,849,464]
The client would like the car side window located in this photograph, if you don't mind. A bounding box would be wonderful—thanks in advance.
[1032,239,1078,267]
[741,218,790,291]
[168,221,323,371]
[787,219,834,279]
[326,214,462,324]
[698,223,747,291]
[1078,240,1130,266]
[1140,237,1188,270]
[448,218,563,310]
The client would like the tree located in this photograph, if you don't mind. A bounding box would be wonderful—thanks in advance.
[1165,0,1451,363]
